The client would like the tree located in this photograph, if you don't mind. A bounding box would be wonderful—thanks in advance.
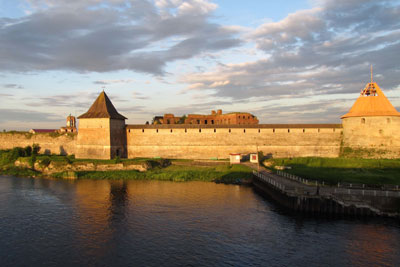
[178,115,187,124]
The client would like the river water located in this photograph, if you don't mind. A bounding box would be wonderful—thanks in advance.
[0,176,399,266]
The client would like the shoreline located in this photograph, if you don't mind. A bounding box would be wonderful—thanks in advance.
[0,162,254,185]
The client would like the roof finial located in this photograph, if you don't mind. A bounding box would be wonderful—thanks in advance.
[102,86,105,92]
[370,64,373,83]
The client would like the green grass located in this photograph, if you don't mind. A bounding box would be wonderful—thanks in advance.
[265,157,400,185]
[55,164,253,183]
[0,166,41,177]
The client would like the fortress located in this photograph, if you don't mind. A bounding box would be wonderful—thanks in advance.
[1,77,400,159]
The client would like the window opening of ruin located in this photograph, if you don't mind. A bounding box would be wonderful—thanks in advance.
[199,128,201,133]
[211,120,214,124]
[156,129,158,133]
[387,118,391,123]
[229,129,231,133]
[214,129,216,133]
[185,128,187,133]
[128,129,131,133]
[258,129,260,133]
[205,120,208,124]
[303,129,305,133]
[361,118,366,124]
[288,129,290,133]
[273,129,275,133]
[318,129,320,133]
[142,129,144,133]
[170,129,173,133]
[197,120,200,124]
[244,129,246,133]
[167,119,170,124]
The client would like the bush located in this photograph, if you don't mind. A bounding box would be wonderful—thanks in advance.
[114,156,121,164]
[0,147,25,166]
[39,156,51,167]
[32,144,40,155]
[28,155,36,168]
[24,146,32,157]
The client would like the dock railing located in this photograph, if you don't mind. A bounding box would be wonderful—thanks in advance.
[253,170,400,198]
[275,170,400,191]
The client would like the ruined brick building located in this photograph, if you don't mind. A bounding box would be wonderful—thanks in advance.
[153,110,259,125]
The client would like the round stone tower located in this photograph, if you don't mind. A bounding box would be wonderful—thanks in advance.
[341,76,400,156]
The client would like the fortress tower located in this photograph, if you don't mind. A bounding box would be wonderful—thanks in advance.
[341,72,400,155]
[76,91,127,159]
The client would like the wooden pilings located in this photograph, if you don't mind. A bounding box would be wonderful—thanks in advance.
[252,172,395,218]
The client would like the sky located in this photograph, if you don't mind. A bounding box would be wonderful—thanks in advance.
[0,0,399,130]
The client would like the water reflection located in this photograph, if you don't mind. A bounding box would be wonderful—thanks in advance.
[348,224,400,266]
[109,181,128,220]
[0,176,399,266]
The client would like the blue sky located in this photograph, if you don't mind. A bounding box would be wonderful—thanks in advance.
[0,0,399,130]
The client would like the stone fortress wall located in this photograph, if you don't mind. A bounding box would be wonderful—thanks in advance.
[126,124,343,159]
[0,132,77,155]
[2,78,400,160]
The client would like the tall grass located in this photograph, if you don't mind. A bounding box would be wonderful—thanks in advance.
[266,157,400,185]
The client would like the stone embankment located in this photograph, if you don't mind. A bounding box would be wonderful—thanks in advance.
[251,168,400,218]
[14,159,149,177]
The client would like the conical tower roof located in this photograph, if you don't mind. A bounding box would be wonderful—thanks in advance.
[78,91,127,120]
[341,82,400,118]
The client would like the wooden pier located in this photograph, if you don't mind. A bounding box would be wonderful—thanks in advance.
[252,170,400,218]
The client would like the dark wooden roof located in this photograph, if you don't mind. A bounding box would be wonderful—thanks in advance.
[78,91,127,120]
[126,124,342,129]
[30,129,57,133]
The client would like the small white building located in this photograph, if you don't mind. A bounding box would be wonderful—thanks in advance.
[229,153,241,164]
[250,153,258,163]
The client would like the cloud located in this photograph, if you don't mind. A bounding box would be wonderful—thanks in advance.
[0,108,63,123]
[2,84,24,89]
[132,91,149,100]
[0,0,241,75]
[93,79,134,85]
[181,0,400,102]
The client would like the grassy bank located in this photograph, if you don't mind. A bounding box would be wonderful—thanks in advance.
[0,147,252,183]
[265,157,400,186]
[54,164,253,183]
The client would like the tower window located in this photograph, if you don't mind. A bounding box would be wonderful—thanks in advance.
[361,118,366,124]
